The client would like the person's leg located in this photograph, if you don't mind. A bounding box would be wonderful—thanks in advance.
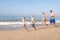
[23,24,28,30]
[53,18,55,24]
[50,18,54,27]
[43,20,48,26]
[32,24,37,30]
[45,22,48,26]
[50,19,52,24]
[42,21,44,26]
[44,19,48,26]
[42,20,46,26]
[53,19,56,27]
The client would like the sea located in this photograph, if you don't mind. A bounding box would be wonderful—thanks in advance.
[0,15,60,30]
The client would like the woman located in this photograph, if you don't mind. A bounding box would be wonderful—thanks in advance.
[42,12,47,26]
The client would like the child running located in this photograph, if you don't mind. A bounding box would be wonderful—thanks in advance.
[21,16,28,30]
[31,15,37,30]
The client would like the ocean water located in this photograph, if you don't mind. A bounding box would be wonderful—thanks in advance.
[0,15,60,21]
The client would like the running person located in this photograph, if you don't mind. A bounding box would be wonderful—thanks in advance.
[21,16,28,30]
[31,15,37,30]
[42,12,47,26]
[50,10,56,26]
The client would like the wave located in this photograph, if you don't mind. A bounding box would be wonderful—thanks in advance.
[0,20,60,25]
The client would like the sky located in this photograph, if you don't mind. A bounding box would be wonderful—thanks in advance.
[0,0,60,16]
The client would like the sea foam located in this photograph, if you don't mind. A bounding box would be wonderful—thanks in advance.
[0,20,60,25]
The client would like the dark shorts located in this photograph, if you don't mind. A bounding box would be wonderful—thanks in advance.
[32,24,35,27]
[50,18,55,24]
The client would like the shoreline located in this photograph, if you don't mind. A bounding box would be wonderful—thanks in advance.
[0,26,60,40]
[0,23,60,30]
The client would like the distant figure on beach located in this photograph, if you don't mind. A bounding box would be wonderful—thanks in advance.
[21,16,28,30]
[50,10,56,26]
[31,15,37,30]
[42,12,47,26]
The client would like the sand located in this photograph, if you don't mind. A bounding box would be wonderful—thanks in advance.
[0,25,60,40]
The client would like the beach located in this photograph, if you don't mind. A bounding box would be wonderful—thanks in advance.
[0,0,60,40]
[0,23,60,40]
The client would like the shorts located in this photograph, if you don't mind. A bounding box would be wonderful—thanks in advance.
[32,24,35,27]
[50,18,55,24]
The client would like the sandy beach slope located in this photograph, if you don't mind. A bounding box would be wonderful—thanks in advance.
[0,24,60,40]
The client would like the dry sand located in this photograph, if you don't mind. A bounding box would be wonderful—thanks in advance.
[0,26,60,40]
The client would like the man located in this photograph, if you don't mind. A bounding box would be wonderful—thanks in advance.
[50,10,56,26]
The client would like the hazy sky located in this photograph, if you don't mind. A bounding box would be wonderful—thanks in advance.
[0,0,60,16]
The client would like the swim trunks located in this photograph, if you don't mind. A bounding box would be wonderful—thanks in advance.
[50,18,55,24]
